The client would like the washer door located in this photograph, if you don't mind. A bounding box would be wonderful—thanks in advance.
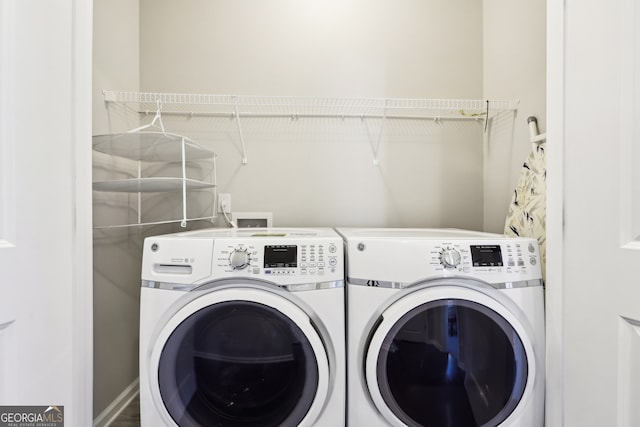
[149,287,330,427]
[365,282,536,427]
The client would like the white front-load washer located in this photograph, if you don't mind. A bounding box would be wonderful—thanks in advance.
[336,228,545,427]
[139,227,345,427]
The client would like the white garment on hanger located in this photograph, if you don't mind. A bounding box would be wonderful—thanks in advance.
[504,141,546,280]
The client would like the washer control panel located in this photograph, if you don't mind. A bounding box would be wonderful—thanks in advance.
[143,228,345,285]
[213,235,343,283]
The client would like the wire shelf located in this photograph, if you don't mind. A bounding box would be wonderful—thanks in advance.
[101,90,518,166]
[102,91,518,120]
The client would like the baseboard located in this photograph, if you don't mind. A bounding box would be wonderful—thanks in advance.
[93,378,139,427]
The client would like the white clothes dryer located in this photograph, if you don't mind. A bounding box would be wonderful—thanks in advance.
[139,228,345,427]
[336,228,545,427]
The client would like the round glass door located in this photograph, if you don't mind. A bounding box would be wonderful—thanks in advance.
[372,298,528,427]
[157,300,320,427]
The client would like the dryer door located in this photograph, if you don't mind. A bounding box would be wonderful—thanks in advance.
[365,283,536,427]
[148,287,330,427]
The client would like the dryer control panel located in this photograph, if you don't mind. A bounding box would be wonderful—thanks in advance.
[429,240,539,275]
[336,228,543,285]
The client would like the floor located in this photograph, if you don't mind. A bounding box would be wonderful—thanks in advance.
[111,395,140,427]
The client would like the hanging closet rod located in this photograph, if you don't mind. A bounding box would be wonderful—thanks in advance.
[528,116,546,144]
[530,133,546,143]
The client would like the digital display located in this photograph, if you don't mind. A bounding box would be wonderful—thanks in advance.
[470,245,503,267]
[264,245,298,268]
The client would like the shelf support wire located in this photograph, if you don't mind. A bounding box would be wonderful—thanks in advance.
[128,100,166,133]
[233,97,248,164]
[180,137,188,227]
[137,161,142,225]
[484,100,489,133]
[212,155,218,224]
[372,100,388,166]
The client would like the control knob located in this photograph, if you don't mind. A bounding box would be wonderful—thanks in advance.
[229,248,251,270]
[440,248,461,269]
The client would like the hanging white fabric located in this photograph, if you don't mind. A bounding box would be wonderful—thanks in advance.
[504,117,547,280]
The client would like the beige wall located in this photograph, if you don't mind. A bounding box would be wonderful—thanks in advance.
[92,0,141,419]
[138,0,486,229]
[140,0,483,99]
[482,0,547,233]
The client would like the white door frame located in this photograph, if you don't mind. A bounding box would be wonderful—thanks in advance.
[71,0,94,425]
[546,0,565,426]
[0,0,92,424]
